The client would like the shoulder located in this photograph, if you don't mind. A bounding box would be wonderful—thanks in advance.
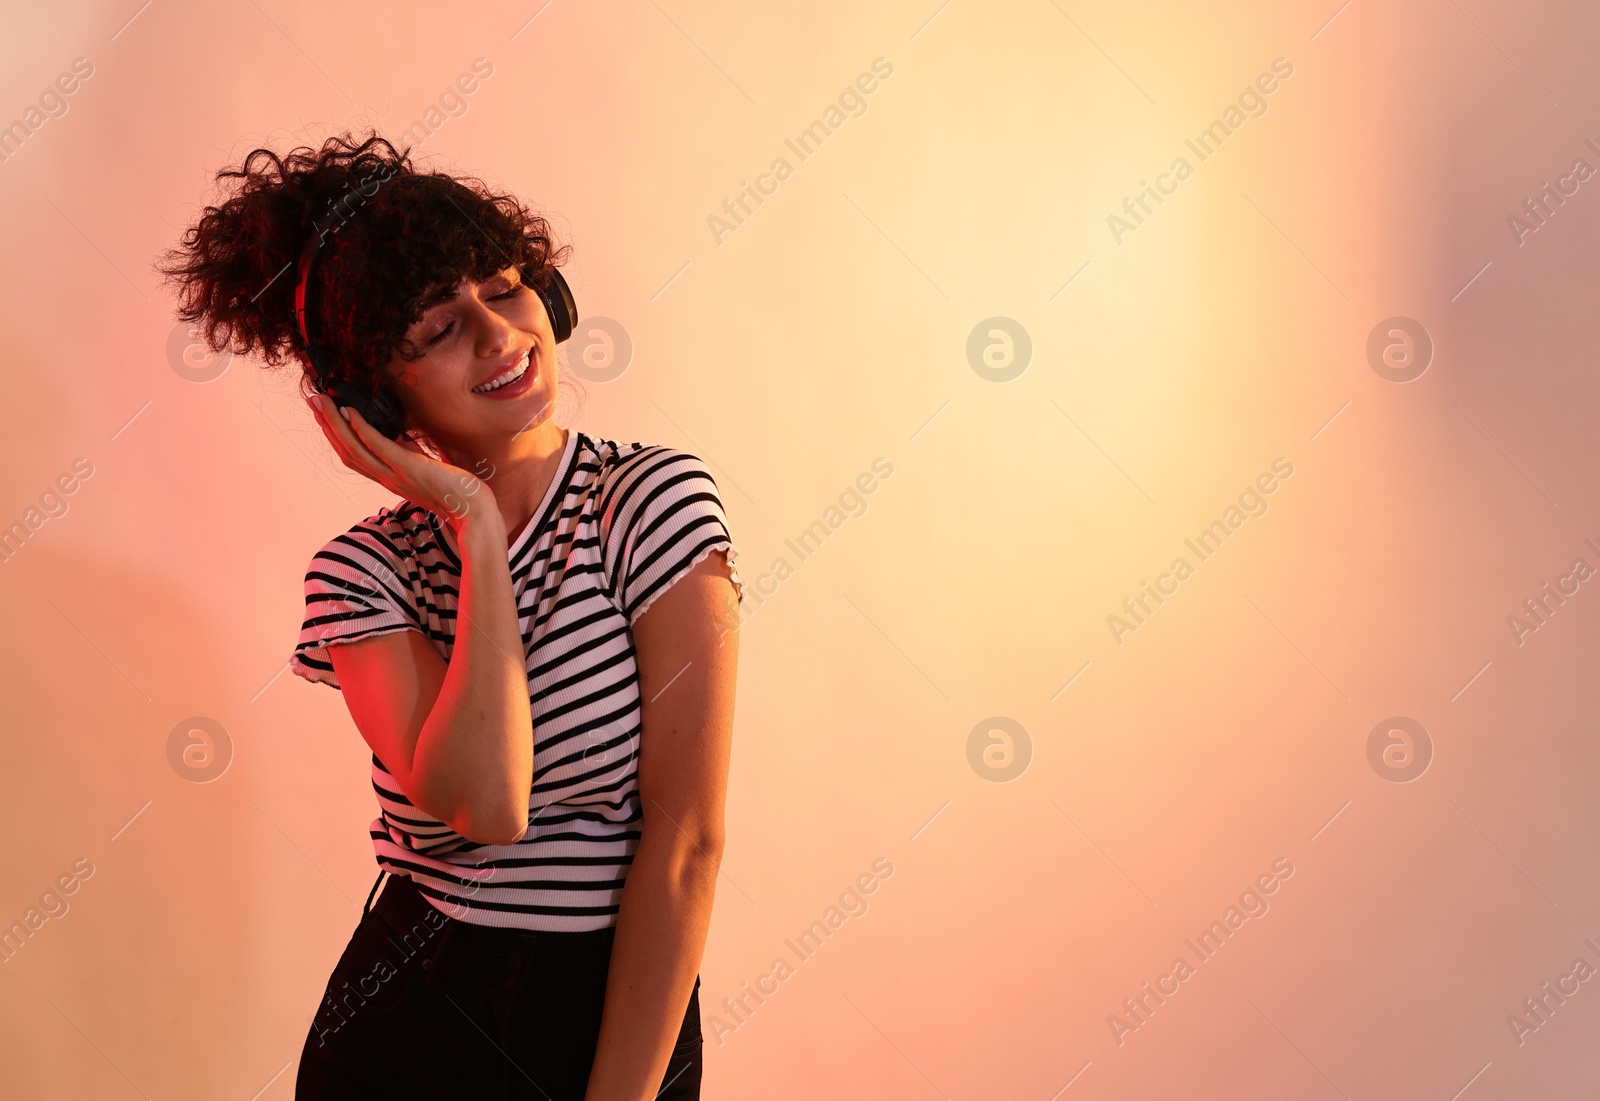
[292,503,436,687]
[587,437,724,520]
[582,437,741,623]
[304,501,441,584]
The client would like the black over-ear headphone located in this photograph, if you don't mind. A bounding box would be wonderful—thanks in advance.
[292,233,578,440]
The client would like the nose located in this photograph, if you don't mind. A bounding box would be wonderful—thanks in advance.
[469,291,519,358]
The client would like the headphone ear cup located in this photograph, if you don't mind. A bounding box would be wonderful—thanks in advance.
[366,387,408,441]
[320,374,408,441]
[537,268,578,343]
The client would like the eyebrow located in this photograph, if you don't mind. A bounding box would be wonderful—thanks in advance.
[425,270,518,308]
[411,271,520,332]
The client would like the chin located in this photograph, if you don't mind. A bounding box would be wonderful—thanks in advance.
[506,388,559,434]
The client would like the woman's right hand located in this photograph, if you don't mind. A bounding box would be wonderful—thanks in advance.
[307,393,495,535]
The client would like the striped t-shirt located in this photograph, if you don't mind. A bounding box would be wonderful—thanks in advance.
[289,428,744,931]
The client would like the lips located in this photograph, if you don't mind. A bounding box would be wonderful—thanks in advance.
[472,349,531,394]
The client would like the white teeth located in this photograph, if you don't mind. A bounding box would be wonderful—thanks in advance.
[472,351,530,393]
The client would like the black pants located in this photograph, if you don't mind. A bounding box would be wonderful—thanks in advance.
[295,871,702,1099]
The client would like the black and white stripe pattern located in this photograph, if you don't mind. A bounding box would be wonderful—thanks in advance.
[290,429,744,930]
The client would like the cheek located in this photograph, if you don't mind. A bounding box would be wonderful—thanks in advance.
[387,365,425,398]
[389,362,459,414]
[510,297,546,337]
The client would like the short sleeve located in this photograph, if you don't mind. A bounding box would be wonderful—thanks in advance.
[604,448,746,628]
[289,522,423,690]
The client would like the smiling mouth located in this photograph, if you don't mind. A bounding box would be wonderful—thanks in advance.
[471,349,531,394]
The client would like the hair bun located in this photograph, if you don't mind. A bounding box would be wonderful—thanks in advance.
[155,132,415,368]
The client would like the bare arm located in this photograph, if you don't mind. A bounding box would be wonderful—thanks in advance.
[311,396,534,846]
[327,513,533,845]
[583,551,739,1101]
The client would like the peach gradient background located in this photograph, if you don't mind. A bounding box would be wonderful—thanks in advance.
[2,1,1599,1097]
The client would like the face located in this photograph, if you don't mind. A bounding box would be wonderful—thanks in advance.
[381,264,559,453]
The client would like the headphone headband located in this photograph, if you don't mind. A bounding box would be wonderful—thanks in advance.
[291,231,327,381]
[292,235,320,354]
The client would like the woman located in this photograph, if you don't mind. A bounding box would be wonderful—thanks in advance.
[158,133,743,1099]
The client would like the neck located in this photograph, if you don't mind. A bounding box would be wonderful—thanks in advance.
[439,418,569,540]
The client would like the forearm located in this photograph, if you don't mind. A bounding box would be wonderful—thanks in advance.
[583,832,721,1101]
[413,512,534,843]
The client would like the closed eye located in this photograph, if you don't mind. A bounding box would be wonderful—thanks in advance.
[424,284,525,347]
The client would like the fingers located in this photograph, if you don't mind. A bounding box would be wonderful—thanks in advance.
[344,406,439,488]
[308,395,398,486]
[347,409,471,505]
[307,395,484,521]
[342,403,411,471]
[307,395,363,471]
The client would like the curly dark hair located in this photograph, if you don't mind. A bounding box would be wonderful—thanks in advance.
[156,130,571,432]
